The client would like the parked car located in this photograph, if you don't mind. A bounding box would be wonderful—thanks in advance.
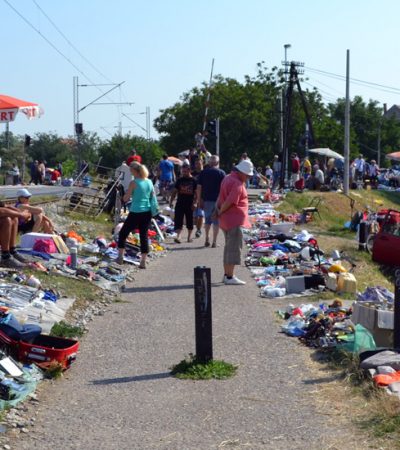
[372,209,400,266]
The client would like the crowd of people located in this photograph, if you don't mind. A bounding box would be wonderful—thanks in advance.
[114,140,254,286]
[248,152,382,192]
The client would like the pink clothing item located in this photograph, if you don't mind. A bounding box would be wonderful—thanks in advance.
[218,171,250,231]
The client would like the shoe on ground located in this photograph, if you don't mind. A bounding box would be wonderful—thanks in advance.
[1,256,26,269]
[139,262,146,269]
[224,276,246,285]
[116,255,124,265]
[174,238,181,244]
[204,241,210,247]
[211,242,218,248]
[12,252,29,263]
[195,230,202,238]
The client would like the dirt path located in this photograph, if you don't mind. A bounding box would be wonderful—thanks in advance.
[11,238,366,450]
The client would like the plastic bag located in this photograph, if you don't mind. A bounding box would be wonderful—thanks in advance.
[340,324,376,353]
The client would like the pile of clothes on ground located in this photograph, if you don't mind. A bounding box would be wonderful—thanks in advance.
[244,203,357,298]
[0,272,74,333]
[0,351,42,410]
[278,299,368,350]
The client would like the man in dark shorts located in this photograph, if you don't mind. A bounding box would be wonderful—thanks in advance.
[169,163,197,243]
[197,155,225,247]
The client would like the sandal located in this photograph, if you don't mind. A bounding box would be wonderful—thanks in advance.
[174,238,181,244]
[187,238,193,243]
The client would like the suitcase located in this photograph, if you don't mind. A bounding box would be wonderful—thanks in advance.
[0,330,79,369]
[286,276,306,294]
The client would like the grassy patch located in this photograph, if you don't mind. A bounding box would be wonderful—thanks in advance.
[171,354,237,380]
[45,361,64,379]
[50,321,84,339]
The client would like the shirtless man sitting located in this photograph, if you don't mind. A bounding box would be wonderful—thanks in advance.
[0,202,31,268]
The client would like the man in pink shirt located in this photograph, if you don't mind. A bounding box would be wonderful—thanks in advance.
[215,159,254,285]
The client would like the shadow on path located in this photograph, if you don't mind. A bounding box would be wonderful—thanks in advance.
[91,372,172,385]
[125,283,224,294]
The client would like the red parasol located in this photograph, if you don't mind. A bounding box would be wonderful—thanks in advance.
[0,94,43,123]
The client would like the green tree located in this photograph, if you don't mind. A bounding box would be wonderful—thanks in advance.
[97,134,163,169]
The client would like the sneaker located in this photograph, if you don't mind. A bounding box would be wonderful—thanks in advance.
[195,230,202,238]
[12,252,29,263]
[224,276,246,285]
[116,255,124,265]
[0,256,26,269]
[222,275,227,283]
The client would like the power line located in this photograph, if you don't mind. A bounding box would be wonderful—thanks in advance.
[32,0,114,84]
[3,0,98,88]
[305,65,400,95]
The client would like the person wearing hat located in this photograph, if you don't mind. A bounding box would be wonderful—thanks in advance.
[368,159,380,187]
[215,159,254,285]
[15,189,54,234]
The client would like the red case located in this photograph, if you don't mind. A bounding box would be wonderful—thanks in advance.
[0,331,79,369]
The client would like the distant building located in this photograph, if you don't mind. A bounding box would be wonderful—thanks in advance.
[383,104,400,120]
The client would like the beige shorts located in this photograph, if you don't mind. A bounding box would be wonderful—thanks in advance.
[223,226,243,265]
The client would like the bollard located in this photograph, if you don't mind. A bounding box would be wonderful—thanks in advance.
[358,221,367,251]
[394,269,400,349]
[194,266,213,363]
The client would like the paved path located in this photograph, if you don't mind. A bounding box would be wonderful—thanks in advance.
[16,238,357,449]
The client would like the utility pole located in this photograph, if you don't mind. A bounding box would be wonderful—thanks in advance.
[216,118,220,156]
[377,122,381,167]
[280,60,316,189]
[344,49,350,195]
[202,58,215,133]
[305,122,309,156]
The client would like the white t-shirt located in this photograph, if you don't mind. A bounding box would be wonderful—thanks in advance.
[115,163,133,192]
[315,169,325,184]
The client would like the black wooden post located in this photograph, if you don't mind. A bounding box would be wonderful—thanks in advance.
[394,269,400,349]
[358,221,367,251]
[194,266,213,363]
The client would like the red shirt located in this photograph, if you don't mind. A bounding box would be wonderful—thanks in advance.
[51,169,60,181]
[292,157,300,174]
[126,154,142,165]
[217,171,250,231]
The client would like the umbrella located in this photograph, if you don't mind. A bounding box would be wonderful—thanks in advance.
[178,149,190,157]
[386,151,400,162]
[168,156,182,165]
[308,148,344,160]
[0,94,43,123]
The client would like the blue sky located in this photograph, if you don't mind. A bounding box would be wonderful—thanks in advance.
[2,0,400,140]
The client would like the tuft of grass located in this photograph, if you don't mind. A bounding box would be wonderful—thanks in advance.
[50,321,84,339]
[171,354,237,380]
[45,361,64,379]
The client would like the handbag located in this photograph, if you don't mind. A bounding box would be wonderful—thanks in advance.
[150,190,159,217]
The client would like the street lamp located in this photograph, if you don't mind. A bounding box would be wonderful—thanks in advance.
[284,44,291,83]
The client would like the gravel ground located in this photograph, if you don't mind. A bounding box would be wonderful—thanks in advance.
[11,236,362,450]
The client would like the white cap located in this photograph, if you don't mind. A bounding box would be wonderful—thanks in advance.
[235,159,254,176]
[16,188,32,198]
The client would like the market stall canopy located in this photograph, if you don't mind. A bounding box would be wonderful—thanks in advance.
[308,148,344,160]
[0,94,43,123]
[168,156,182,165]
[386,151,400,162]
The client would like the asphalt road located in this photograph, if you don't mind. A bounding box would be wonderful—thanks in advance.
[0,185,70,199]
[14,237,362,450]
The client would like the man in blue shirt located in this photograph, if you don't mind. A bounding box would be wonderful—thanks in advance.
[158,154,175,202]
[196,155,226,247]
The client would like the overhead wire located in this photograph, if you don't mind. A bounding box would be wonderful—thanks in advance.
[305,65,400,96]
[31,0,113,84]
[5,0,134,131]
